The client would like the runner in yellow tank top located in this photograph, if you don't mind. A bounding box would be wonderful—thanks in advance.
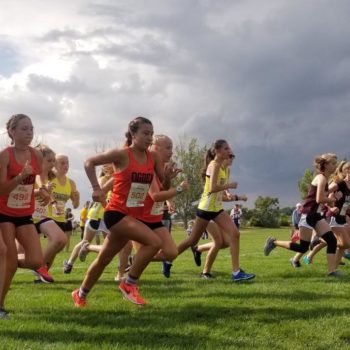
[48,154,80,253]
[198,161,228,212]
[176,139,255,282]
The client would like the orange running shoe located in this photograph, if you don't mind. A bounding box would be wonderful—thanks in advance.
[119,280,146,306]
[33,265,54,283]
[72,289,87,308]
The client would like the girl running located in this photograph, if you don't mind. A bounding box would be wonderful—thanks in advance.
[300,161,350,268]
[72,116,164,307]
[48,154,80,252]
[31,144,67,283]
[134,134,188,278]
[0,114,48,318]
[176,139,255,282]
[264,153,339,276]
[0,230,7,319]
[192,153,248,278]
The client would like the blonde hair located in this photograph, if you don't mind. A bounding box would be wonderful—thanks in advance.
[314,153,337,173]
[152,134,170,146]
[55,154,68,161]
[333,160,350,183]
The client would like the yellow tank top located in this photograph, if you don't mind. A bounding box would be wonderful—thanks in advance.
[198,162,228,212]
[48,177,72,222]
[87,202,104,221]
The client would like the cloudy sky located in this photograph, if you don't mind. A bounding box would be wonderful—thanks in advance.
[1,0,349,213]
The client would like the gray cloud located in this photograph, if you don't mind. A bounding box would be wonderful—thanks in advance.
[1,0,350,210]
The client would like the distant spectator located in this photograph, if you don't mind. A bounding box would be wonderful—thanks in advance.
[291,203,302,229]
[79,201,90,239]
[230,204,242,229]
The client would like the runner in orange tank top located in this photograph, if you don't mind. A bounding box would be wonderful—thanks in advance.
[0,114,49,319]
[72,116,164,307]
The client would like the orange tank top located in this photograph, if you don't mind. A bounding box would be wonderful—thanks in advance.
[105,147,154,216]
[140,176,164,223]
[0,146,40,217]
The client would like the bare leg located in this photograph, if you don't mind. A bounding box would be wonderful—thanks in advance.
[67,224,97,265]
[0,230,7,309]
[64,230,72,252]
[152,227,178,262]
[81,217,161,291]
[214,211,240,272]
[315,220,337,273]
[177,217,209,255]
[116,241,133,281]
[40,221,67,268]
[201,222,224,274]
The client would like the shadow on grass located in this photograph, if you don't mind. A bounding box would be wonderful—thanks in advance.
[2,302,350,348]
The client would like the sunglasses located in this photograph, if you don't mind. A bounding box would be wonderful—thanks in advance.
[229,154,235,159]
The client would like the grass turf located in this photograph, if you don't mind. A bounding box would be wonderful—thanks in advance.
[1,227,350,349]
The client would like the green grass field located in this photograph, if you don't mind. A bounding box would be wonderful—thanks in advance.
[1,227,350,350]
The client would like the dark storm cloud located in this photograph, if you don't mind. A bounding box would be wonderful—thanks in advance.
[3,0,350,207]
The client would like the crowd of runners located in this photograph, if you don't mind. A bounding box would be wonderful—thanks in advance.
[1,113,348,319]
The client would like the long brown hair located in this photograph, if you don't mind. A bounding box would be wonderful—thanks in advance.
[201,139,227,180]
[36,144,56,180]
[6,114,30,145]
[124,116,152,147]
[314,153,337,173]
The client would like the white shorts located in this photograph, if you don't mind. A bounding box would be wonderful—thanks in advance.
[97,219,110,235]
[329,216,348,228]
[298,214,313,230]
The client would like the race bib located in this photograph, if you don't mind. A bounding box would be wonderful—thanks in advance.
[52,201,65,217]
[33,200,48,221]
[7,184,33,209]
[126,183,149,207]
[150,201,164,216]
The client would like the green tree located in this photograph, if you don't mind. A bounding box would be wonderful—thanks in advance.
[298,169,314,200]
[250,196,280,228]
[172,137,207,228]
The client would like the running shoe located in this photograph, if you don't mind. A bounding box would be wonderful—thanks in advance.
[191,246,202,266]
[200,272,215,279]
[71,289,87,308]
[264,237,276,256]
[0,308,10,320]
[78,241,90,262]
[63,260,73,274]
[339,260,346,266]
[33,265,54,283]
[309,237,321,250]
[289,258,301,268]
[119,280,146,306]
[232,269,256,282]
[162,261,172,278]
[303,256,311,265]
[327,271,343,278]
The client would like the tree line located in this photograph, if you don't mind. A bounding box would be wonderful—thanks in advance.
[171,138,313,228]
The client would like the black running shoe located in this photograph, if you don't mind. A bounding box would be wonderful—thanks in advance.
[191,246,202,266]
